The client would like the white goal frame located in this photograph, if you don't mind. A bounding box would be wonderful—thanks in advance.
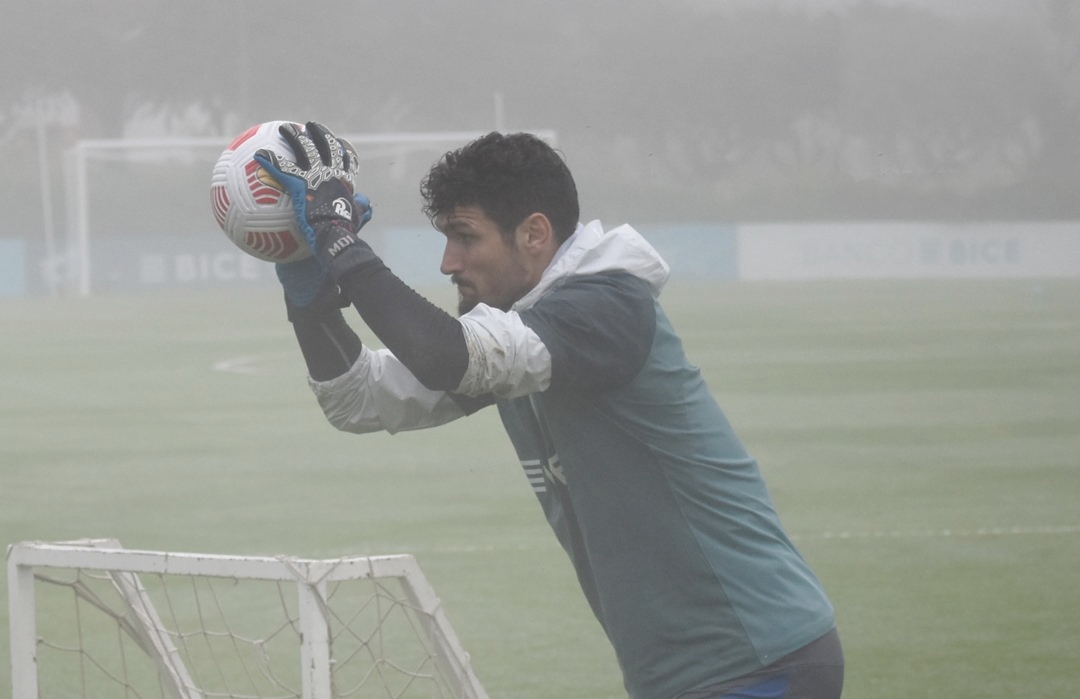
[62,129,557,296]
[7,539,489,699]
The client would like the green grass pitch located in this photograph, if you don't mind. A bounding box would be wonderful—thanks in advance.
[2,279,1079,698]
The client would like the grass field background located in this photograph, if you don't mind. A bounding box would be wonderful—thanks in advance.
[2,279,1079,698]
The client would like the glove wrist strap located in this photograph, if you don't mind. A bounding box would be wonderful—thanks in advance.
[284,282,348,323]
[315,221,379,280]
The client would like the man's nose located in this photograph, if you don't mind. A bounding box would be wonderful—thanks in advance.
[440,244,461,276]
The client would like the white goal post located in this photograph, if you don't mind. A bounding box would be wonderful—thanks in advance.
[8,539,489,699]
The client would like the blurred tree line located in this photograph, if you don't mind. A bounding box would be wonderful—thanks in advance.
[1,0,1077,232]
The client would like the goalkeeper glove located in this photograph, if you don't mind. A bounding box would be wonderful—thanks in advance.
[276,255,327,308]
[254,122,376,279]
[275,192,373,312]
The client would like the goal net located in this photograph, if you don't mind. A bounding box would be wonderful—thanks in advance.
[7,539,489,699]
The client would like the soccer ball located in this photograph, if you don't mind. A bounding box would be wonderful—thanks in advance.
[210,121,310,263]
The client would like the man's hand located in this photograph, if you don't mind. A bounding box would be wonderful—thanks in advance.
[276,256,329,308]
[254,122,371,271]
[350,191,374,232]
[275,192,373,315]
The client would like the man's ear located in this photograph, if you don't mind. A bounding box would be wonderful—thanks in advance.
[517,212,554,254]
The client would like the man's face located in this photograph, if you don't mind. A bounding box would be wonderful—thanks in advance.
[437,206,534,315]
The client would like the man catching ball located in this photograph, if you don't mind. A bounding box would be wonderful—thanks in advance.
[253,122,843,699]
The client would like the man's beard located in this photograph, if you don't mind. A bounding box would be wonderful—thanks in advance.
[453,278,478,316]
[452,276,519,315]
[457,295,478,316]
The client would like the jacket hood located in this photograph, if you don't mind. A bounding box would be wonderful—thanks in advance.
[513,220,670,312]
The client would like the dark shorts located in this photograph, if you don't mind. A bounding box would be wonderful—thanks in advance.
[679,627,844,699]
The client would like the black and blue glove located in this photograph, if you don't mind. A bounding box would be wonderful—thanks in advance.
[258,123,467,388]
[273,191,373,311]
[254,122,376,280]
[275,256,327,308]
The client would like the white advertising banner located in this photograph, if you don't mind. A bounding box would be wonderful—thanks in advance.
[738,222,1080,280]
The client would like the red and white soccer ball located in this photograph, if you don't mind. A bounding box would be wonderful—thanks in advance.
[210,121,310,263]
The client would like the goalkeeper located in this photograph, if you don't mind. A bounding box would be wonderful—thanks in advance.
[254,123,843,699]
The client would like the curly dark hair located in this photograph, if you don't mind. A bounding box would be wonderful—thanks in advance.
[420,132,580,243]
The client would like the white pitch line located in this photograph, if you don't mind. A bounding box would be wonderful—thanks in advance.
[790,524,1080,542]
[212,355,264,374]
[354,525,1080,556]
[212,352,296,375]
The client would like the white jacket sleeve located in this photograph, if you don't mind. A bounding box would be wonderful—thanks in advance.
[454,304,552,399]
[309,346,468,434]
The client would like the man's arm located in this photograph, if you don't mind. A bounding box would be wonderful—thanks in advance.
[335,260,471,392]
[252,121,473,392]
[309,342,483,434]
[282,280,490,432]
[284,283,363,382]
[254,120,543,399]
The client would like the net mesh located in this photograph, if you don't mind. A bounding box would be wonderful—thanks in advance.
[27,559,474,699]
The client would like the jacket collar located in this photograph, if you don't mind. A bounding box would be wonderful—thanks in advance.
[512,220,670,312]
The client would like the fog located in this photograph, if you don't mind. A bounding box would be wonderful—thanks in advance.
[2,7,1078,696]
[1,0,1078,291]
